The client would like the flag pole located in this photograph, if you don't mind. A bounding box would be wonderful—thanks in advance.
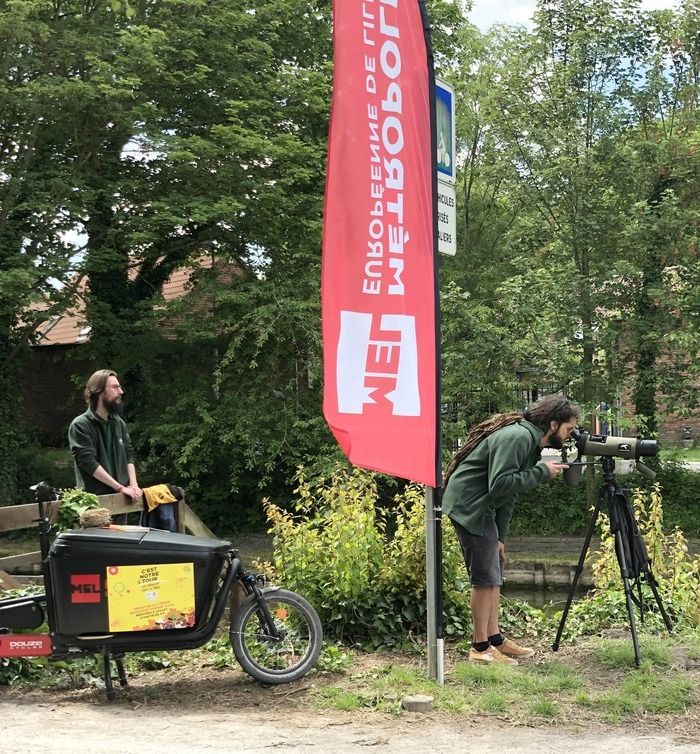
[419,0,443,684]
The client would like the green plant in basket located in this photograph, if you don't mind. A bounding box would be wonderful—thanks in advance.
[56,489,100,533]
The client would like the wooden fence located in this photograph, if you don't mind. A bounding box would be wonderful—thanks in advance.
[0,492,217,590]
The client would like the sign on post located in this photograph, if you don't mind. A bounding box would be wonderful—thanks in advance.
[436,79,456,256]
[437,181,456,256]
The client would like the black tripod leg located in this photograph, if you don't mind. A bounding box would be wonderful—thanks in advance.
[613,529,642,666]
[552,489,604,652]
[637,579,645,625]
[645,571,674,633]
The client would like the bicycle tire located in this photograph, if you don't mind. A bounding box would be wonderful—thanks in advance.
[230,588,322,684]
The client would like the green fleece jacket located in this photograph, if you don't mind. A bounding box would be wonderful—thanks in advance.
[442,420,550,541]
[68,407,135,495]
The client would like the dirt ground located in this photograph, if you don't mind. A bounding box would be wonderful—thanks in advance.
[3,700,700,754]
[3,643,700,754]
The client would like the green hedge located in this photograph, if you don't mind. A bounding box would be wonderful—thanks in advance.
[653,461,700,534]
[14,448,700,537]
[13,447,76,503]
[510,460,700,537]
[509,475,590,536]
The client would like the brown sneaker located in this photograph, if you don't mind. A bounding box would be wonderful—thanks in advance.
[468,647,518,666]
[486,646,519,665]
[499,638,535,659]
[468,647,494,664]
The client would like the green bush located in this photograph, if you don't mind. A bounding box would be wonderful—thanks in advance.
[263,464,699,648]
[264,465,549,647]
[14,447,75,503]
[652,461,700,534]
[556,481,700,638]
[510,476,590,536]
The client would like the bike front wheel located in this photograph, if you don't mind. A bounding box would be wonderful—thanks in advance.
[230,588,322,684]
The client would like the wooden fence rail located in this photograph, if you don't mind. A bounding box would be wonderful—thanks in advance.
[0,492,217,588]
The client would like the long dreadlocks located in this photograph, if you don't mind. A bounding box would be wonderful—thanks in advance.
[443,412,522,486]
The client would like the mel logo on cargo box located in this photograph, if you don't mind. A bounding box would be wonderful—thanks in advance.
[70,573,102,603]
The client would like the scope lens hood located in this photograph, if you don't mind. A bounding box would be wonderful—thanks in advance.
[637,439,658,458]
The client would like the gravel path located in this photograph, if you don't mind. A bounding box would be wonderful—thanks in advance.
[3,700,700,754]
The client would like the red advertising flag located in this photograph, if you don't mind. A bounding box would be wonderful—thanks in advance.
[322,0,437,486]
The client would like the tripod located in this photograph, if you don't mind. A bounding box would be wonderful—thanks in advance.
[552,457,674,665]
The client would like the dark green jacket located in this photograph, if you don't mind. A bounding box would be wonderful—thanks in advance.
[442,420,550,541]
[68,408,135,495]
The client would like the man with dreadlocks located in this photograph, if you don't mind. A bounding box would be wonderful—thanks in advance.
[442,394,579,665]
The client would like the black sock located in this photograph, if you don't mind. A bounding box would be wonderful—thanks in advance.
[488,633,504,647]
[472,640,490,652]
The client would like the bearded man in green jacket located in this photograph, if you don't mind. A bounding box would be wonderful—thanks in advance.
[68,369,143,504]
[442,394,579,665]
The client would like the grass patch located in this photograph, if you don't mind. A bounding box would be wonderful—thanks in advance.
[315,662,436,714]
[592,637,673,669]
[315,657,590,724]
[661,447,700,462]
[0,533,38,558]
[527,698,560,719]
[686,637,700,661]
[477,690,509,714]
[509,660,583,693]
[312,636,700,729]
[317,687,366,711]
[586,671,693,720]
[451,661,514,689]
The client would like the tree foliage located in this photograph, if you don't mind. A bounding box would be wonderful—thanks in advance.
[441,0,700,444]
[2,0,698,525]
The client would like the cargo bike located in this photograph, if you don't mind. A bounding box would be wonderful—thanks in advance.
[0,483,322,699]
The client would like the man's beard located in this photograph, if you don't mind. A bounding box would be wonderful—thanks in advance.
[104,397,124,417]
[547,433,563,450]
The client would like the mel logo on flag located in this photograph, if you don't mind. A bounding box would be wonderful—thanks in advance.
[337,311,419,416]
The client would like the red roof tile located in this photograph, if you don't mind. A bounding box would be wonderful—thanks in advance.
[33,257,235,346]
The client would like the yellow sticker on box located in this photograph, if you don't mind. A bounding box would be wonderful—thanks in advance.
[106,563,195,632]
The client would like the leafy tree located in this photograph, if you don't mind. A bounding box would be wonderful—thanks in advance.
[130,0,464,524]
[446,0,699,445]
[1,0,465,521]
[0,0,335,515]
[614,2,700,433]
[0,0,88,501]
[440,280,521,455]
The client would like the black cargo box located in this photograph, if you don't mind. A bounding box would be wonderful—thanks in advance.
[50,528,231,635]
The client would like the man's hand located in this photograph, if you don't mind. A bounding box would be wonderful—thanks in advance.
[120,484,143,501]
[545,461,569,478]
[498,540,506,564]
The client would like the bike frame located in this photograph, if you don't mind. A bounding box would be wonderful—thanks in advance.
[0,493,283,660]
